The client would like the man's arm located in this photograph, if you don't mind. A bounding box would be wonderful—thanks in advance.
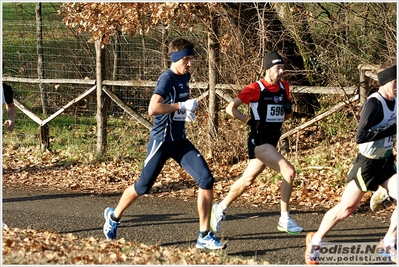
[226,97,247,123]
[356,99,396,144]
[147,94,180,116]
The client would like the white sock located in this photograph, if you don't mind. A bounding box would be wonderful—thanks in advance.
[311,234,323,247]
[219,202,227,212]
[280,211,290,221]
[383,235,397,247]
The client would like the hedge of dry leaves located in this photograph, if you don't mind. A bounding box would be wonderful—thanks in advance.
[2,116,396,264]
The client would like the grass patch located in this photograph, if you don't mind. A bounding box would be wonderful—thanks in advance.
[2,2,62,21]
[2,114,150,165]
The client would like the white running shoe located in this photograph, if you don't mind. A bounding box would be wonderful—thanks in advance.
[277,217,303,234]
[370,186,389,211]
[196,231,226,249]
[210,203,226,233]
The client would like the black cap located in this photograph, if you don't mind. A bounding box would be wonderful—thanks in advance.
[263,51,284,70]
[377,65,397,86]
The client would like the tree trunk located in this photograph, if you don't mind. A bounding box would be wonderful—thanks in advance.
[111,31,121,91]
[140,33,146,79]
[207,13,220,158]
[161,25,168,70]
[36,2,50,151]
[359,66,368,105]
[36,2,48,117]
[273,3,319,83]
[95,41,108,155]
[109,31,121,114]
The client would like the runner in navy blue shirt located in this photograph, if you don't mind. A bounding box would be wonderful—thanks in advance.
[103,38,225,250]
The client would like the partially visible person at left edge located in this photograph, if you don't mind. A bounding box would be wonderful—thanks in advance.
[2,82,15,132]
[2,79,16,229]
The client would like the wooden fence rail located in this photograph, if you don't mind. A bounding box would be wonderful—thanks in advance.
[2,76,357,95]
[3,63,377,151]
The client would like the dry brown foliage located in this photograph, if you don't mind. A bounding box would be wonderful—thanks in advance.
[61,3,222,45]
[2,227,268,265]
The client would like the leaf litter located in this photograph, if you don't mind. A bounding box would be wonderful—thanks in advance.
[2,117,395,264]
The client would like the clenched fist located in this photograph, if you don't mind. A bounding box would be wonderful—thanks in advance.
[179,99,198,112]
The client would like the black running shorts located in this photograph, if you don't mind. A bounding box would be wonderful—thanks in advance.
[346,153,396,192]
[247,133,279,159]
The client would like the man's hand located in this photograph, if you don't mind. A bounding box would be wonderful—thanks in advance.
[282,100,293,114]
[179,99,198,112]
[4,119,14,131]
[246,117,253,126]
[185,111,196,122]
[246,117,260,130]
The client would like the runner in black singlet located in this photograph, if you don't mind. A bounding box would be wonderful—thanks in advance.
[305,62,397,265]
[211,51,303,235]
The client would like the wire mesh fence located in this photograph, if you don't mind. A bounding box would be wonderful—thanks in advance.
[3,25,208,115]
[2,3,214,126]
[2,3,236,158]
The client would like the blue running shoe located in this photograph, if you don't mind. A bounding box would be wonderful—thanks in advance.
[103,207,120,240]
[196,231,226,249]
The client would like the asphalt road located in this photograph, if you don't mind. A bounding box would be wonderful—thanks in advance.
[2,188,394,265]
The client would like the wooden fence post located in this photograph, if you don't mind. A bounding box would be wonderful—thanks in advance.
[358,64,378,105]
[95,41,108,155]
[39,124,50,151]
[36,2,49,117]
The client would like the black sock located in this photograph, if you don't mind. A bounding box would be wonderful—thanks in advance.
[200,230,210,238]
[110,213,120,222]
